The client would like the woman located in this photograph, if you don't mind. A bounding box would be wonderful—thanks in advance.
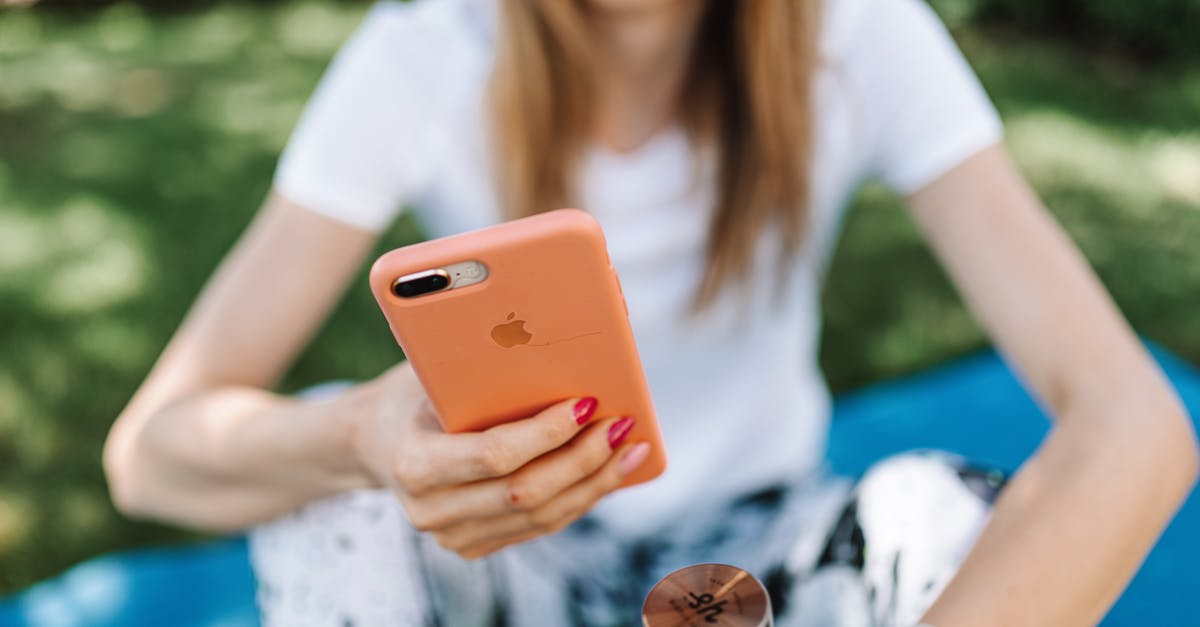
[103,0,1198,625]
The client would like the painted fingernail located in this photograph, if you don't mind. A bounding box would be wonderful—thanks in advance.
[619,442,652,476]
[607,416,635,449]
[574,397,598,425]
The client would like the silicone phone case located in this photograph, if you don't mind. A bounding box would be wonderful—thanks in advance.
[368,209,666,487]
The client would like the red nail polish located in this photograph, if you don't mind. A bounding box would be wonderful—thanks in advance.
[619,442,652,476]
[608,416,635,449]
[574,397,598,425]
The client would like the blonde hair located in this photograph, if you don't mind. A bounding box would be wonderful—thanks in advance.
[490,0,821,307]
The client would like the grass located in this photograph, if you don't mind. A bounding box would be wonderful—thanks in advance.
[1,1,1199,595]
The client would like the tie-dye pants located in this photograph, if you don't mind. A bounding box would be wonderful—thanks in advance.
[250,450,1005,627]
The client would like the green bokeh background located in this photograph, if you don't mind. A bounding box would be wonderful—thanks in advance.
[1,0,1199,594]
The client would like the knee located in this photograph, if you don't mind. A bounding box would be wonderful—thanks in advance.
[854,451,995,534]
[858,450,962,495]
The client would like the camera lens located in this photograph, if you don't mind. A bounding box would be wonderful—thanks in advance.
[392,270,450,298]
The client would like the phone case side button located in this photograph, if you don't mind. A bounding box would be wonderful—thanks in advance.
[611,268,629,317]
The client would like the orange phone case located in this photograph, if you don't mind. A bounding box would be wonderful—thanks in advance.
[368,209,666,487]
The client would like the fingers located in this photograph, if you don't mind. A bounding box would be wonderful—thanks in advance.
[393,396,599,494]
[405,415,632,530]
[433,441,652,558]
[504,415,634,510]
[458,529,542,562]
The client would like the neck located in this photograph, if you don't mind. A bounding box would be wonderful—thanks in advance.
[588,1,708,152]
[591,2,705,84]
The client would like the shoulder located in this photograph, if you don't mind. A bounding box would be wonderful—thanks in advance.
[360,0,493,38]
[271,0,496,229]
[342,0,494,78]
[312,0,495,130]
[820,0,951,63]
[817,0,1002,192]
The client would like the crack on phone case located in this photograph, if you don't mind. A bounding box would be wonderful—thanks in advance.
[518,330,604,348]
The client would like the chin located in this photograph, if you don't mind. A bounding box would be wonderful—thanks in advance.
[585,0,696,14]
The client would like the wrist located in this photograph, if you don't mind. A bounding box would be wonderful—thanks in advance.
[332,362,424,492]
[306,382,381,492]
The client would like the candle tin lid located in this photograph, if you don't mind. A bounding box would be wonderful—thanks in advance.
[642,563,773,627]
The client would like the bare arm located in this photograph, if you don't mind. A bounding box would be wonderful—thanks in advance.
[908,144,1199,626]
[103,193,648,548]
[103,193,380,530]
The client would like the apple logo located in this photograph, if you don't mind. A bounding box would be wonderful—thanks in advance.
[491,312,533,348]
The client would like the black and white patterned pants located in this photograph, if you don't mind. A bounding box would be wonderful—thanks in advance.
[249,451,1006,627]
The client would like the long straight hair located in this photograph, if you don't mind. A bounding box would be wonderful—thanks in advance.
[489,0,822,307]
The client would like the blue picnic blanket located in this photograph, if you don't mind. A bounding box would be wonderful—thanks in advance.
[3,345,1198,626]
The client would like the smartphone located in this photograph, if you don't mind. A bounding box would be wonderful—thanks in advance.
[368,209,666,487]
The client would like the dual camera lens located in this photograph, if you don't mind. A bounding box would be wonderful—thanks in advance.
[392,271,450,298]
[391,261,488,299]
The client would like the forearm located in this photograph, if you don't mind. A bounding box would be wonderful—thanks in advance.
[922,389,1198,626]
[104,383,378,532]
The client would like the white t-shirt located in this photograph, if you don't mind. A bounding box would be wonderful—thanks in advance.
[274,0,1002,537]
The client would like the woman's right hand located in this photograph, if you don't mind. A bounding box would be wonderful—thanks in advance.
[347,362,651,559]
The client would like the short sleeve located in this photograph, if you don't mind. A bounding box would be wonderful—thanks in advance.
[846,0,1003,194]
[273,3,449,231]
